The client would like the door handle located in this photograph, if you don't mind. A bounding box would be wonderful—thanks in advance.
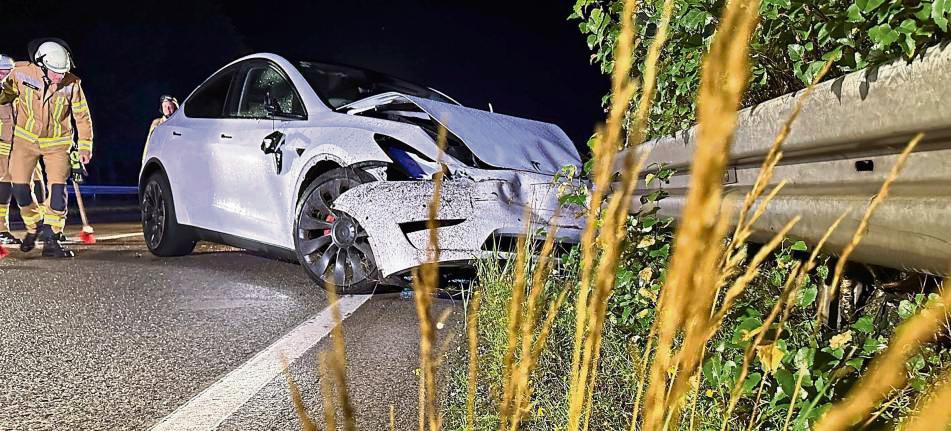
[172,131,182,136]
[220,133,233,139]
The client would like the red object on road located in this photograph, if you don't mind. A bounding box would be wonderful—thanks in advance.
[79,226,96,245]
[0,245,9,259]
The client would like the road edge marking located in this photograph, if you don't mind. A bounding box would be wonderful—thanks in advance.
[149,294,371,431]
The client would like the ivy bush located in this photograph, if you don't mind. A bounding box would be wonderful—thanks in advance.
[570,0,951,139]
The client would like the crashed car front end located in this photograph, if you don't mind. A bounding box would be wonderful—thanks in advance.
[333,169,585,277]
[331,91,587,277]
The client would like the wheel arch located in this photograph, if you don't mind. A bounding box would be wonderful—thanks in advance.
[139,158,169,198]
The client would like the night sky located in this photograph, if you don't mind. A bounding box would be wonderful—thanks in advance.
[2,0,607,185]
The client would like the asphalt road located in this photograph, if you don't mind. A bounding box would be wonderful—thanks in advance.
[0,223,462,430]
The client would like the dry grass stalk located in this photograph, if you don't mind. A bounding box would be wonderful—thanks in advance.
[902,367,951,431]
[497,213,532,429]
[324,284,358,431]
[567,0,679,427]
[415,125,449,431]
[815,281,950,430]
[319,354,338,431]
[781,369,808,431]
[466,289,483,431]
[390,404,397,431]
[568,0,641,406]
[283,357,317,431]
[821,133,923,320]
[627,0,675,147]
[639,0,761,428]
[721,207,850,429]
[720,260,802,430]
[508,223,562,429]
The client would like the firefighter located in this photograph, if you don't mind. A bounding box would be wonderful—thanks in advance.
[0,40,93,257]
[0,54,16,244]
[0,54,46,245]
[144,95,177,160]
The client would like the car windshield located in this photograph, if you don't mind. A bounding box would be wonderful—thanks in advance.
[296,61,456,110]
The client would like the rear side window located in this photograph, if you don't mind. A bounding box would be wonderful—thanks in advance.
[184,69,236,118]
[235,64,305,118]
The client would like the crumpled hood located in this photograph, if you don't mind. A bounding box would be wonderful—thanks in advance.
[342,92,582,174]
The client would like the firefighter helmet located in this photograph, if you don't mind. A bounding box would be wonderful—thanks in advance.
[0,54,14,70]
[34,41,72,74]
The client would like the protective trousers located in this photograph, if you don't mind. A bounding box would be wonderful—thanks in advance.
[0,157,44,232]
[9,136,69,234]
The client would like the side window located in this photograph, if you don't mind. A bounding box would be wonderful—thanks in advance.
[235,65,305,118]
[184,69,236,119]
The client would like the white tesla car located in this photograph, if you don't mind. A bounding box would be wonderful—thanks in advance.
[140,53,584,293]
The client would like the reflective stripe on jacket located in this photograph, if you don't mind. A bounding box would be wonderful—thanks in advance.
[0,61,93,153]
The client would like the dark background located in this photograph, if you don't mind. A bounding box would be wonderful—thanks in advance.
[1,0,607,185]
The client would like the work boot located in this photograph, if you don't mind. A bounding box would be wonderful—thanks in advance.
[20,232,37,252]
[0,231,21,245]
[42,239,75,258]
[37,224,54,242]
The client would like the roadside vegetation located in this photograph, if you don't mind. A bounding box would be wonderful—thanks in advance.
[290,1,951,430]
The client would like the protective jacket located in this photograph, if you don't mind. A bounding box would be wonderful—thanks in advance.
[0,103,11,156]
[0,61,93,153]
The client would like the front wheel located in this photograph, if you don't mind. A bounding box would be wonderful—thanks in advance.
[141,173,196,257]
[294,168,381,294]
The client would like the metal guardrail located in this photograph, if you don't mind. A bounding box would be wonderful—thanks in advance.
[67,185,139,199]
[624,43,951,276]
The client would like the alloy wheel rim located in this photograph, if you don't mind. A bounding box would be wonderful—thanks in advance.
[297,177,375,288]
[142,182,166,249]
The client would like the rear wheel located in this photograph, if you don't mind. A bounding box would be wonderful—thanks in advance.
[141,173,196,256]
[295,167,380,294]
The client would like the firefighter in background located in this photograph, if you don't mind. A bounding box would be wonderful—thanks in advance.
[0,40,93,257]
[0,54,46,245]
[0,54,16,245]
[144,95,177,160]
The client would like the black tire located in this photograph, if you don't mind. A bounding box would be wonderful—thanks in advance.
[294,167,381,294]
[141,172,197,257]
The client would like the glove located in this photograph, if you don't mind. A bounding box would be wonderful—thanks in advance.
[69,149,88,184]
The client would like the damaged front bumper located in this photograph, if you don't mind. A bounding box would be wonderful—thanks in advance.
[332,171,585,277]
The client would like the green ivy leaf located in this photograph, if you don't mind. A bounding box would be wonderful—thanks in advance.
[858,0,886,12]
[863,336,885,355]
[794,347,815,371]
[846,358,865,370]
[908,354,926,372]
[898,299,917,320]
[648,243,670,259]
[790,240,808,252]
[916,2,933,21]
[846,4,865,22]
[797,286,818,308]
[852,316,875,334]
[933,0,949,32]
[868,24,900,48]
[775,368,796,396]
[743,372,763,395]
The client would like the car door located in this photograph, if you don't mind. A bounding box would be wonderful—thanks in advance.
[166,65,239,231]
[209,60,308,248]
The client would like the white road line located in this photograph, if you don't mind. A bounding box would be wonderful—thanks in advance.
[149,295,371,431]
[93,232,142,241]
